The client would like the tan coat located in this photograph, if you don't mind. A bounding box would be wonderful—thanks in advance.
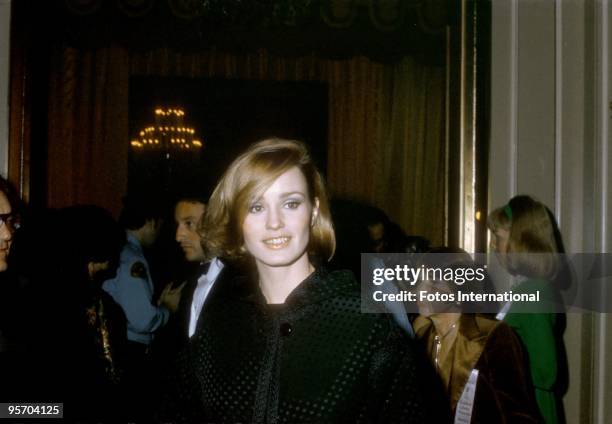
[414,313,542,423]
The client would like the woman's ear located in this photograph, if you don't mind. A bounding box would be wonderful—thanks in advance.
[311,198,320,227]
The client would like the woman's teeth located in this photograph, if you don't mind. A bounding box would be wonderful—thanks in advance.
[264,237,290,247]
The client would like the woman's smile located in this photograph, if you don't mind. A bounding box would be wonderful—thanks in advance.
[262,236,291,249]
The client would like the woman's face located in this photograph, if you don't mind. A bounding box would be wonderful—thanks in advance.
[242,167,318,271]
[0,191,13,272]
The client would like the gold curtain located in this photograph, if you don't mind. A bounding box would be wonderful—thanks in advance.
[375,58,447,246]
[46,47,445,243]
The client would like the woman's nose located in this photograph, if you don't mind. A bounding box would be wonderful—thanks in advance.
[265,207,284,230]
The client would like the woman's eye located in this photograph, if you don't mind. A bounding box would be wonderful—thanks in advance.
[285,200,301,209]
[249,204,263,213]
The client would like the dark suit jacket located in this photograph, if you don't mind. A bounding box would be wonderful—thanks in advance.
[154,260,234,356]
[174,274,197,346]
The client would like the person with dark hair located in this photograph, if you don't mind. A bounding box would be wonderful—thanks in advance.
[362,207,431,337]
[363,206,425,254]
[169,193,227,340]
[52,205,127,419]
[0,178,19,271]
[102,194,171,420]
[14,205,127,419]
[364,206,392,253]
[153,192,233,360]
[161,138,440,423]
[104,194,169,346]
[0,176,24,401]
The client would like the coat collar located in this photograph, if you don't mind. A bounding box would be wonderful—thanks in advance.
[232,267,358,312]
[414,313,500,410]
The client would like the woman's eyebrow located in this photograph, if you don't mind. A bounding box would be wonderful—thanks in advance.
[279,191,306,198]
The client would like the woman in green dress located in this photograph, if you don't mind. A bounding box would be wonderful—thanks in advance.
[488,195,564,424]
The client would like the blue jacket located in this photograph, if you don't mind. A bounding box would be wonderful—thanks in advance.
[103,232,169,344]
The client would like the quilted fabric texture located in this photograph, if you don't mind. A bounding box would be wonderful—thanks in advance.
[161,268,440,423]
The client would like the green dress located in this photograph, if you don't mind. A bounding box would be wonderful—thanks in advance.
[504,278,559,424]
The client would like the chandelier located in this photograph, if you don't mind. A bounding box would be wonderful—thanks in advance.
[130,107,203,151]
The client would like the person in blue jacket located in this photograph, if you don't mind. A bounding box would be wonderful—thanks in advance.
[102,194,169,420]
[103,195,169,346]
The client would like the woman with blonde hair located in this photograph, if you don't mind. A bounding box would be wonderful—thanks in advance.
[162,138,438,423]
[488,195,563,424]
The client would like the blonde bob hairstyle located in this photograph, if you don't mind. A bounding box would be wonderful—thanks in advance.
[486,205,511,234]
[201,138,336,263]
[489,195,559,280]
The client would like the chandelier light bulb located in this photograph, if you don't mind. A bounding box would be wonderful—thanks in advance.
[131,106,204,151]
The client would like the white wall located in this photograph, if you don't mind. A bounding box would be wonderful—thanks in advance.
[0,0,11,177]
[491,0,612,422]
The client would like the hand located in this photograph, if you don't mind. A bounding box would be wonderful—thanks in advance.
[158,280,187,313]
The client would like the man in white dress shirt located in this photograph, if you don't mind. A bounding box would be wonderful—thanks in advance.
[172,196,224,339]
[150,196,229,416]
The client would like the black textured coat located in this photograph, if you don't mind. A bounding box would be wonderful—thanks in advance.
[162,268,444,423]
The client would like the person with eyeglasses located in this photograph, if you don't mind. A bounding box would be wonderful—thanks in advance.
[0,176,24,401]
[0,178,19,272]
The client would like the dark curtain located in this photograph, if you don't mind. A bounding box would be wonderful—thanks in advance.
[45,46,446,243]
[47,45,129,216]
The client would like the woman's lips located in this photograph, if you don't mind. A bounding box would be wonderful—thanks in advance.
[262,236,291,249]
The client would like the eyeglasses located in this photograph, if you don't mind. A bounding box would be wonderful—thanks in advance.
[0,213,20,231]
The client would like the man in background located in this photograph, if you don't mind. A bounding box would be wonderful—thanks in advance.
[103,195,171,348]
[102,194,171,420]
[164,194,225,344]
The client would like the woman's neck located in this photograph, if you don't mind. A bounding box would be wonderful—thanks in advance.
[257,255,314,304]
